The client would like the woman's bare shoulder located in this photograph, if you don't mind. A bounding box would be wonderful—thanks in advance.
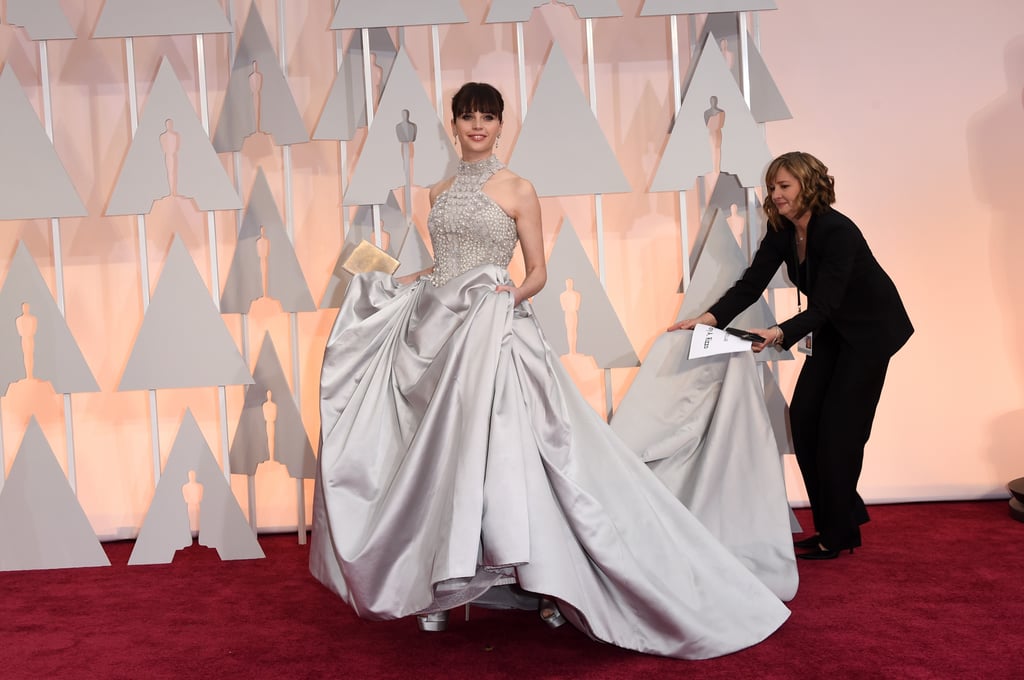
[429,176,455,204]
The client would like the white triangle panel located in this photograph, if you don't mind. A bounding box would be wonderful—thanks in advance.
[106,60,241,216]
[0,419,110,571]
[220,170,315,314]
[651,34,772,191]
[118,237,253,391]
[0,243,100,395]
[531,219,638,368]
[212,5,309,151]
[331,0,468,29]
[487,0,622,22]
[93,0,231,38]
[344,49,458,207]
[509,43,630,197]
[640,0,776,15]
[7,0,75,40]
[129,410,264,565]
[0,68,86,219]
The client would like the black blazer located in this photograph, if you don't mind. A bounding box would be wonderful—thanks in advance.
[707,208,913,358]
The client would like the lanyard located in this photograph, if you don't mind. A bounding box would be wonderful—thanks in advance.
[792,230,810,314]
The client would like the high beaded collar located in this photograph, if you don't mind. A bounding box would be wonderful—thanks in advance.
[456,154,503,179]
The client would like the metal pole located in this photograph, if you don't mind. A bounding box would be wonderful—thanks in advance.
[39,39,79,493]
[124,37,163,488]
[277,0,307,545]
[671,16,691,291]
[194,34,232,487]
[583,19,615,421]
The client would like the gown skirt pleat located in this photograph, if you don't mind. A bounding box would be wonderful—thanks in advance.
[310,265,790,660]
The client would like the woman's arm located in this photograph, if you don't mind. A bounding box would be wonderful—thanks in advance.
[497,177,546,305]
[706,229,787,327]
[667,311,717,332]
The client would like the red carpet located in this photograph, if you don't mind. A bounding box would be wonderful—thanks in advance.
[2,500,1020,679]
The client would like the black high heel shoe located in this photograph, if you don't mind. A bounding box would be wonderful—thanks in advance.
[539,598,566,628]
[793,534,821,549]
[796,543,855,561]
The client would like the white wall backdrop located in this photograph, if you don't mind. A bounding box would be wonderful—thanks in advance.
[0,0,1020,546]
[761,0,1024,502]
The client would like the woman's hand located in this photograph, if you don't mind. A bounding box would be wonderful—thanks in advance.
[667,312,717,332]
[394,267,434,286]
[747,326,782,353]
[495,284,521,305]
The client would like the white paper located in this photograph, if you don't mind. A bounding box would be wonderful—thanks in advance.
[687,323,752,359]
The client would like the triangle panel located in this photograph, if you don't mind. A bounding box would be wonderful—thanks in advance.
[0,68,86,219]
[640,0,776,16]
[106,60,241,216]
[93,0,231,38]
[651,35,773,191]
[344,49,458,207]
[331,0,468,29]
[220,170,315,314]
[509,43,630,197]
[212,5,309,152]
[129,410,264,565]
[229,334,316,479]
[118,237,253,390]
[7,0,75,40]
[0,243,99,395]
[0,419,110,571]
[487,0,622,23]
[531,219,639,368]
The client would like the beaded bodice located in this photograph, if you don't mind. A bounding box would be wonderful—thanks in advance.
[427,155,518,286]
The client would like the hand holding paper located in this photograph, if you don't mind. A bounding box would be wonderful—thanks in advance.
[688,323,754,359]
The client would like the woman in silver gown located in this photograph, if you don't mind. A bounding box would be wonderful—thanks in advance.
[310,82,790,660]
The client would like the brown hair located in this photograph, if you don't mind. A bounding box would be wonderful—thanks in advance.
[763,151,836,230]
[451,82,504,122]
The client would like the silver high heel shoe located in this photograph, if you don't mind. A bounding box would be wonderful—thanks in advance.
[538,598,566,629]
[416,611,449,632]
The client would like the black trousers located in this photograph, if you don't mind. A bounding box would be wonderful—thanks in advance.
[790,326,890,550]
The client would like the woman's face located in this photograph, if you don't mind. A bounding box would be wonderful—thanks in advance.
[769,167,803,222]
[452,110,501,160]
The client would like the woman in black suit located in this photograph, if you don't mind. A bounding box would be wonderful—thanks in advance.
[671,151,913,559]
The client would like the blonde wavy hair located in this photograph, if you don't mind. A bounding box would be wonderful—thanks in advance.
[763,151,836,230]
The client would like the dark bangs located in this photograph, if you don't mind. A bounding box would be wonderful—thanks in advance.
[451,82,504,121]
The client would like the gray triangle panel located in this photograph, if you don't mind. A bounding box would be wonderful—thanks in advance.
[508,43,630,197]
[92,0,231,38]
[314,34,368,141]
[0,68,86,219]
[487,0,622,22]
[344,49,459,207]
[106,60,241,216]
[531,219,639,368]
[0,419,110,571]
[119,237,254,391]
[640,0,776,15]
[212,5,309,152]
[220,170,315,313]
[229,334,316,479]
[331,0,468,28]
[748,40,792,123]
[0,243,100,395]
[7,0,76,40]
[650,35,772,191]
[129,410,264,565]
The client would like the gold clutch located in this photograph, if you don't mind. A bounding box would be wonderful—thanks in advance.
[342,239,400,275]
